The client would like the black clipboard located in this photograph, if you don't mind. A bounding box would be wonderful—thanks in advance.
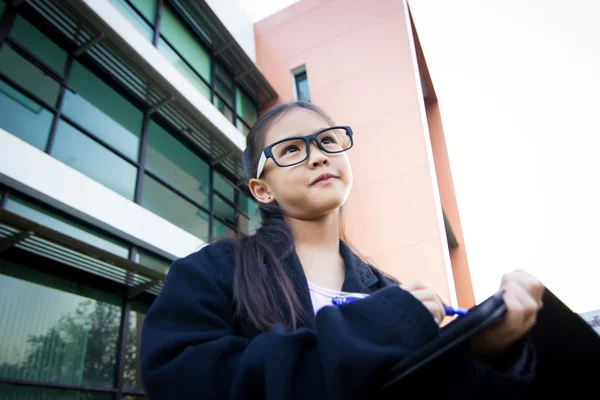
[380,290,507,390]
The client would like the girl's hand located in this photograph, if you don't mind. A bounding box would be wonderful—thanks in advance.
[470,270,545,359]
[401,280,447,325]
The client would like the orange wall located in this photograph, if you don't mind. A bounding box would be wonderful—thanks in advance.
[426,101,475,307]
[255,0,454,301]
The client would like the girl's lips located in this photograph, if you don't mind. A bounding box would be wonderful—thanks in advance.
[312,177,338,186]
[311,173,339,185]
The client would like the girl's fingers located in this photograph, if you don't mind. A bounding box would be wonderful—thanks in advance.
[501,270,545,307]
[400,280,427,291]
[502,281,539,336]
[405,287,445,324]
[422,300,444,324]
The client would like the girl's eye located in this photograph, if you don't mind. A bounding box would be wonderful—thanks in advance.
[320,136,335,145]
[282,145,300,155]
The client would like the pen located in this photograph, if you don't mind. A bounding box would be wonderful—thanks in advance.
[331,296,365,306]
[331,297,469,317]
[444,305,468,317]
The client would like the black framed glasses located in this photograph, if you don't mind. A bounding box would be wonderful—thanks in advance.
[256,126,354,178]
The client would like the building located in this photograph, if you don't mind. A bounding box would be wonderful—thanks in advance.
[253,0,472,311]
[2,0,564,398]
[0,0,270,397]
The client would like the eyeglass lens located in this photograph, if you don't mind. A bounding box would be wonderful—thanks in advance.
[271,128,351,167]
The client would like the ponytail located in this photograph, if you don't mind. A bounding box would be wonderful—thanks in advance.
[232,203,307,331]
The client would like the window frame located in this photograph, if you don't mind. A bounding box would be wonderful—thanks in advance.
[0,0,259,241]
[291,65,310,102]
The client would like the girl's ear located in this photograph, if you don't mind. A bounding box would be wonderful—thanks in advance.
[249,178,276,204]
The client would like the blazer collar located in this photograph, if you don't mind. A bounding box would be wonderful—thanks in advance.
[283,240,379,328]
[338,240,378,293]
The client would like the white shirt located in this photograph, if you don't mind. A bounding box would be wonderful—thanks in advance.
[307,281,369,314]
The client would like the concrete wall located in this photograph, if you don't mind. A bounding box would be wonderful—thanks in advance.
[409,0,600,312]
[255,0,457,305]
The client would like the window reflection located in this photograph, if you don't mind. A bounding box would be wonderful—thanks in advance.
[0,260,122,388]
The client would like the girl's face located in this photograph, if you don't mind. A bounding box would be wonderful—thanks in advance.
[249,108,353,220]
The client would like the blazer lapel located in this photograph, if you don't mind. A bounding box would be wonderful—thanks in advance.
[339,241,378,293]
[282,241,379,329]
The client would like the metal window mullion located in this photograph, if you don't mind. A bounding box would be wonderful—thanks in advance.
[134,112,151,204]
[0,2,17,49]
[232,82,238,127]
[0,187,9,209]
[115,247,137,400]
[153,0,163,47]
[45,55,74,154]
[233,188,239,234]
[210,54,215,104]
[208,168,214,240]
[0,377,118,394]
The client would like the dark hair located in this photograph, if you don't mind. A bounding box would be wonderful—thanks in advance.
[231,101,376,331]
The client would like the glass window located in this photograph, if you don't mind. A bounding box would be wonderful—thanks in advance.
[63,62,143,161]
[236,120,250,137]
[135,249,171,275]
[108,0,154,41]
[0,384,113,400]
[4,194,130,259]
[10,16,68,74]
[236,88,258,126]
[215,78,233,106]
[295,71,310,102]
[130,0,158,24]
[237,213,250,236]
[215,64,232,87]
[237,193,252,215]
[145,120,210,207]
[157,38,210,100]
[213,96,234,122]
[214,195,236,226]
[0,45,61,105]
[51,120,138,200]
[213,218,236,239]
[0,259,122,388]
[214,174,235,202]
[248,199,261,235]
[236,194,259,235]
[160,6,211,82]
[0,79,53,150]
[141,174,209,240]
[123,300,151,392]
[215,64,233,105]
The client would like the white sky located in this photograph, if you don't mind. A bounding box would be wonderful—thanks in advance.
[240,0,300,22]
[409,0,600,312]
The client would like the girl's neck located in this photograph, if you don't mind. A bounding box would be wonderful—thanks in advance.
[287,211,345,290]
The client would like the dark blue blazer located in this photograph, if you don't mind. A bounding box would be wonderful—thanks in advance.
[141,239,535,399]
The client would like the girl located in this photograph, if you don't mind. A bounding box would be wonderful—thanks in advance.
[141,102,544,399]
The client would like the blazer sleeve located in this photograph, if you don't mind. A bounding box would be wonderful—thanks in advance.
[141,244,533,400]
